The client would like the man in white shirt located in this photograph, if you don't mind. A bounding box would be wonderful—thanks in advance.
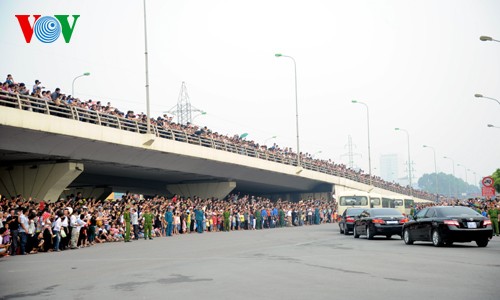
[70,210,79,249]
[131,208,139,240]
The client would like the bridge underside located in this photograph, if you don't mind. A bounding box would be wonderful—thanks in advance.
[0,124,331,200]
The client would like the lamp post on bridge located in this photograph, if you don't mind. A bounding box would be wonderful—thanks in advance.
[275,53,301,169]
[71,72,90,98]
[423,145,439,202]
[352,100,372,186]
[395,128,412,196]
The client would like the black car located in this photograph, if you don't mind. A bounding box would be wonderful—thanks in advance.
[402,206,493,247]
[339,208,365,235]
[353,208,407,239]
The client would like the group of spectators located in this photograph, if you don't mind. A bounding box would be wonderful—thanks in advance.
[0,192,337,257]
[1,73,438,201]
[412,196,500,216]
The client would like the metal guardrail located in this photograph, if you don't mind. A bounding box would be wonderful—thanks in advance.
[0,90,434,200]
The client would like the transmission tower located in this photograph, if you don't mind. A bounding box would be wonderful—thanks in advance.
[166,82,204,125]
[340,135,362,169]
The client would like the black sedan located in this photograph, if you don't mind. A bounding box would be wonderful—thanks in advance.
[353,208,408,240]
[339,208,365,235]
[402,206,493,247]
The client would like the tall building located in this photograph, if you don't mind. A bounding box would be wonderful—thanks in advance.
[380,154,398,183]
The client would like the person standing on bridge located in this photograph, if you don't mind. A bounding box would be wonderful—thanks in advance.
[165,206,173,237]
[123,206,131,242]
[143,207,154,240]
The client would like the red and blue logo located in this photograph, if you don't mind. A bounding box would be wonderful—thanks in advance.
[15,15,80,43]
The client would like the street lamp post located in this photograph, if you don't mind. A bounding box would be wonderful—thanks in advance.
[468,169,478,194]
[192,111,207,123]
[352,100,372,186]
[443,156,458,199]
[423,145,439,201]
[143,0,152,134]
[480,35,500,42]
[474,94,500,105]
[487,124,500,129]
[395,128,412,196]
[457,163,468,197]
[71,72,90,97]
[275,53,300,168]
[264,135,277,144]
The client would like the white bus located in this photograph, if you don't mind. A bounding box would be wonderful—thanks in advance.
[336,191,370,216]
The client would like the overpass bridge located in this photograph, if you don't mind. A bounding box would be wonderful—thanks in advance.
[0,91,429,202]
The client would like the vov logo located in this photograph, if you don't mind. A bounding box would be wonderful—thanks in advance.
[15,15,80,43]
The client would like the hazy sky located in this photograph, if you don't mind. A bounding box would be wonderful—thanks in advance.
[1,0,499,187]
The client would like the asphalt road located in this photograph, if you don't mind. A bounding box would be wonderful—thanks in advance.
[1,224,499,300]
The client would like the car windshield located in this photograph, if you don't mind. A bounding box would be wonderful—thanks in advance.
[345,208,365,216]
[371,208,402,216]
[339,196,368,206]
[437,206,481,218]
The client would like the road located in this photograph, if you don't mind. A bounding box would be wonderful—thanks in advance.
[0,224,499,300]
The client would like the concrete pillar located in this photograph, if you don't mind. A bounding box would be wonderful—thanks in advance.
[61,186,113,201]
[0,162,83,202]
[167,181,236,200]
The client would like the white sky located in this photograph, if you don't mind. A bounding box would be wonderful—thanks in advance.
[1,0,499,187]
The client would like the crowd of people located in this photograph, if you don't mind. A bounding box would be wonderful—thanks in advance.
[0,192,337,257]
[1,73,438,201]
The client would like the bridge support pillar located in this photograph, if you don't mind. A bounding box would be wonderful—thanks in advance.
[0,162,84,203]
[167,181,236,200]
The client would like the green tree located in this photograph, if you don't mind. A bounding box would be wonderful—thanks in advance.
[492,168,500,193]
[418,172,480,198]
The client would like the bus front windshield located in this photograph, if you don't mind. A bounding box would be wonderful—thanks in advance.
[340,196,368,206]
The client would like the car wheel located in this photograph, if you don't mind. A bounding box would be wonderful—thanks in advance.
[476,239,489,248]
[386,235,392,239]
[432,229,443,247]
[403,229,414,245]
[344,226,350,235]
[353,226,359,239]
[367,226,374,240]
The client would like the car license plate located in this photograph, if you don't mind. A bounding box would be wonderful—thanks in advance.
[467,222,477,229]
[386,221,398,225]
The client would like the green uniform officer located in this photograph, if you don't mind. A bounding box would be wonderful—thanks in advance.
[223,208,230,232]
[255,209,262,230]
[279,208,285,227]
[143,207,154,240]
[123,207,131,242]
[487,205,499,236]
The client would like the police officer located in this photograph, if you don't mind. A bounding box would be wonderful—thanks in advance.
[255,207,262,230]
[223,207,230,232]
[143,207,154,240]
[123,206,131,242]
[487,203,499,236]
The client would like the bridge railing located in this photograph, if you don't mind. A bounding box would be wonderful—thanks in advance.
[0,90,433,200]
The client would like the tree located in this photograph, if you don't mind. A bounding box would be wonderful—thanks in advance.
[418,172,480,198]
[492,168,500,193]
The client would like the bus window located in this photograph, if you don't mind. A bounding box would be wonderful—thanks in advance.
[370,197,381,208]
[339,196,368,206]
[404,199,414,209]
[382,198,395,208]
[394,200,403,207]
